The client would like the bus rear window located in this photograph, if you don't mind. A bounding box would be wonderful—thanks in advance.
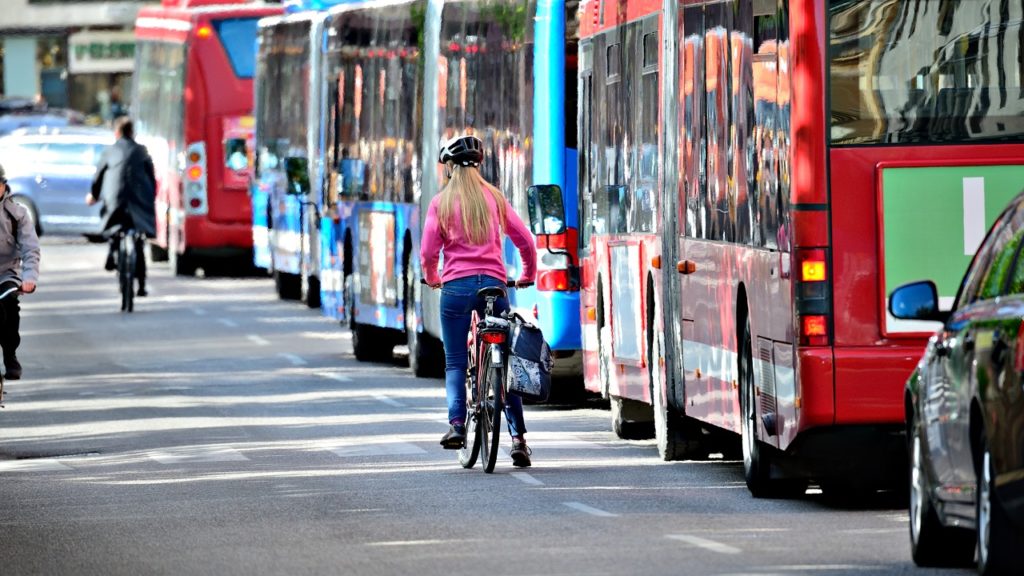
[213,18,260,79]
[829,0,1024,145]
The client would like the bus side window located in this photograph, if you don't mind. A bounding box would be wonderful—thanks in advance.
[225,138,249,172]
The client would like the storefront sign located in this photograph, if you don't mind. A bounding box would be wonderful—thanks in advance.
[68,31,135,74]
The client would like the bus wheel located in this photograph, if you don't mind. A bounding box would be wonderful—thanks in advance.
[740,316,803,498]
[305,273,321,309]
[406,295,442,378]
[652,330,705,460]
[611,395,653,440]
[275,271,301,300]
[150,243,169,262]
[352,323,390,362]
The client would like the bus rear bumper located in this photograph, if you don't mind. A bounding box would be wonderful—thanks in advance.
[186,219,254,253]
[779,424,907,486]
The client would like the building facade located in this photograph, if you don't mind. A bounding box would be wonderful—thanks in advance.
[0,0,156,122]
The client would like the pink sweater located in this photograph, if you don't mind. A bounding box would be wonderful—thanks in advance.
[420,191,536,286]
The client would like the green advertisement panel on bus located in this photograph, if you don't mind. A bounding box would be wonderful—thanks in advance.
[883,164,1024,333]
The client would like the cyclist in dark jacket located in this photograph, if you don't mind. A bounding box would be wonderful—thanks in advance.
[0,163,39,380]
[87,117,156,296]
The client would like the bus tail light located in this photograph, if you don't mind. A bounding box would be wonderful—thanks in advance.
[184,142,208,216]
[535,229,580,292]
[796,248,831,346]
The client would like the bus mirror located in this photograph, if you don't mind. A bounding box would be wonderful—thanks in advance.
[284,157,310,196]
[527,184,565,235]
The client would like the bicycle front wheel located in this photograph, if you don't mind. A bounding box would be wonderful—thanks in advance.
[458,364,481,469]
[481,343,505,473]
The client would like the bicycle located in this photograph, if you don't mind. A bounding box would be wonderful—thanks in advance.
[116,228,145,313]
[458,280,535,473]
[0,284,20,407]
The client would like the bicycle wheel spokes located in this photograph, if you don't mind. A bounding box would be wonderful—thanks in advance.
[483,361,504,473]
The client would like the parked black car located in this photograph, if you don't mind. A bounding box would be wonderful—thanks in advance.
[891,189,1024,574]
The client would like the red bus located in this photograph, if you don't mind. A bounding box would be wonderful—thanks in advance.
[133,0,282,275]
[577,0,1024,497]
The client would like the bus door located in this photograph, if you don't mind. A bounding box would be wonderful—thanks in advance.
[675,5,705,420]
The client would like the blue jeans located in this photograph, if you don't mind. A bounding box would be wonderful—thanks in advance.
[440,274,526,437]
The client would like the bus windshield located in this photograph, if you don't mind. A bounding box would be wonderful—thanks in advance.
[214,18,261,79]
[829,0,1024,145]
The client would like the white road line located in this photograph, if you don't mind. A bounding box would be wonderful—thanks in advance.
[217,318,239,328]
[511,472,543,486]
[318,372,352,382]
[563,502,618,517]
[280,353,307,366]
[373,395,405,408]
[191,307,208,316]
[247,335,270,346]
[327,443,426,457]
[149,447,248,464]
[0,459,74,472]
[665,534,741,555]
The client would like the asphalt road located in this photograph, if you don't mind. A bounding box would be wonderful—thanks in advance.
[0,237,974,576]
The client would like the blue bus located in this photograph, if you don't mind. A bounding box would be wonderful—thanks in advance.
[252,0,358,309]
[318,0,582,388]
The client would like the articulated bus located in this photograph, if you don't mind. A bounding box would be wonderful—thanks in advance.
[577,0,1024,496]
[134,0,281,276]
[319,0,582,384]
[253,9,331,308]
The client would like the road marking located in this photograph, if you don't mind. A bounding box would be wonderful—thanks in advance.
[191,307,208,316]
[217,318,239,328]
[665,534,742,555]
[327,442,426,458]
[563,502,618,517]
[0,459,74,472]
[149,446,248,464]
[963,177,985,255]
[366,539,476,547]
[373,395,405,408]
[280,353,307,366]
[318,372,352,382]
[247,335,270,346]
[511,472,543,486]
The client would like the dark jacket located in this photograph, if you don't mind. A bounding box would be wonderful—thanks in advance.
[90,137,157,238]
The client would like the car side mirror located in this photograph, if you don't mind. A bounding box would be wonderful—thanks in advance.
[526,184,565,235]
[284,156,310,196]
[889,280,948,323]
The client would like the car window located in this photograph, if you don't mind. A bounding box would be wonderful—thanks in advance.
[979,228,1024,299]
[39,143,103,166]
[958,205,1016,306]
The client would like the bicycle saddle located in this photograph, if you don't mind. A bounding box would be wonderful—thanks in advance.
[477,286,506,299]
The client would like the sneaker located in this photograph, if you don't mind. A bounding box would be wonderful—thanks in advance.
[104,252,116,271]
[440,424,467,449]
[510,441,532,468]
[4,355,21,380]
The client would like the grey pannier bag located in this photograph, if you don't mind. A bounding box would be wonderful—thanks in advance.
[507,313,553,402]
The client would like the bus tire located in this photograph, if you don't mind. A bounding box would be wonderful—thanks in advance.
[275,271,301,300]
[305,273,321,309]
[150,243,169,262]
[739,316,803,498]
[170,247,196,277]
[611,395,653,440]
[353,323,392,363]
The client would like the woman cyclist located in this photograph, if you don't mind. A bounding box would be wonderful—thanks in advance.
[420,134,537,468]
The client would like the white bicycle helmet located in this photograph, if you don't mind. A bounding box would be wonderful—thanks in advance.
[438,134,483,167]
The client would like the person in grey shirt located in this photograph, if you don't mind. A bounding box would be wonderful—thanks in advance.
[0,163,39,380]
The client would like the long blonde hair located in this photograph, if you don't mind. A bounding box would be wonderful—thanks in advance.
[437,164,506,245]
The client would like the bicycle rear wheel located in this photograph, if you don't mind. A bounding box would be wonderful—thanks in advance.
[481,343,504,473]
[119,236,134,312]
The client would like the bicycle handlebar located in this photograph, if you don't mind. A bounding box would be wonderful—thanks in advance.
[420,279,534,288]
